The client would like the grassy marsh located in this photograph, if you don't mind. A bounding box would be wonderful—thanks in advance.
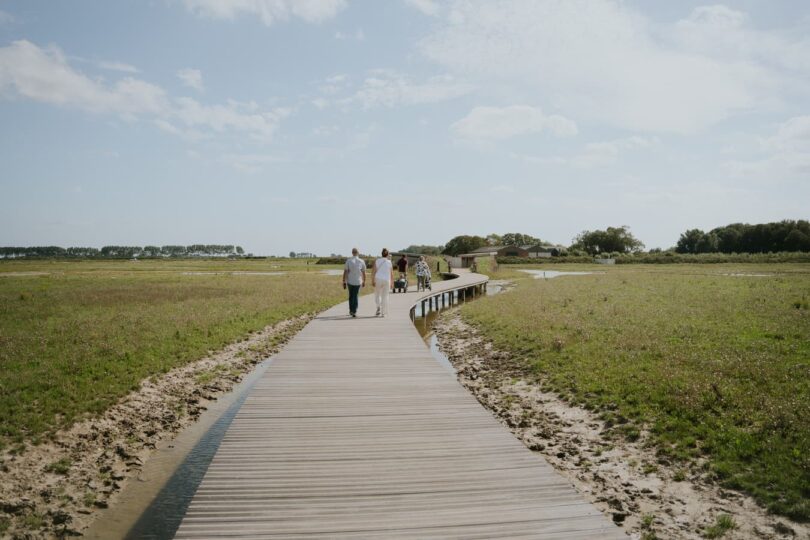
[462,263,810,521]
[0,258,345,448]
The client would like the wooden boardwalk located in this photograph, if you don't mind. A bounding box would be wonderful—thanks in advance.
[175,272,625,539]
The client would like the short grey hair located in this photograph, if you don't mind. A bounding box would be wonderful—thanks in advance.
[351,247,359,255]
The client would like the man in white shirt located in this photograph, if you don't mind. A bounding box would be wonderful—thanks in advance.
[343,247,366,317]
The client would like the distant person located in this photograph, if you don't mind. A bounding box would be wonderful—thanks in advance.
[342,248,366,318]
[415,255,432,291]
[371,248,394,317]
[396,254,408,279]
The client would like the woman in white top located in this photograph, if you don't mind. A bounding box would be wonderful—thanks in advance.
[371,248,394,317]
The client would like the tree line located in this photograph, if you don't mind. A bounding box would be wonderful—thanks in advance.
[0,244,246,259]
[675,220,810,254]
[439,220,809,258]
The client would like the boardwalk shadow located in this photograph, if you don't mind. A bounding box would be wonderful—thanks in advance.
[315,315,378,321]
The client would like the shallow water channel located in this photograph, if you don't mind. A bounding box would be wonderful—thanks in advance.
[84,361,273,539]
[89,279,508,538]
[413,280,511,373]
[519,269,601,279]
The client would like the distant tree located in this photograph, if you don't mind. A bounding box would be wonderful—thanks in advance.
[501,233,541,246]
[485,233,502,246]
[676,229,706,254]
[696,232,719,253]
[571,226,644,255]
[100,246,142,258]
[161,245,187,257]
[442,235,487,256]
[716,226,742,253]
[141,245,161,257]
[675,220,810,254]
[236,246,244,255]
[785,228,810,251]
[289,251,296,258]
[400,244,444,255]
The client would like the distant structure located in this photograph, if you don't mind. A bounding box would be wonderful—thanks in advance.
[290,252,317,259]
[450,244,561,268]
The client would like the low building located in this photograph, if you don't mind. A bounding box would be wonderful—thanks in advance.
[525,244,559,258]
[471,245,501,255]
[496,245,530,258]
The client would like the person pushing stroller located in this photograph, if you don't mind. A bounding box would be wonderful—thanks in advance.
[415,255,432,291]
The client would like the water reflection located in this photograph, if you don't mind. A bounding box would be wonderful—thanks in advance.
[181,271,286,276]
[518,269,600,279]
[122,360,272,539]
[413,280,511,372]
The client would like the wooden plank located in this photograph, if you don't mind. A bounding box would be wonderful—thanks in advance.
[174,273,625,539]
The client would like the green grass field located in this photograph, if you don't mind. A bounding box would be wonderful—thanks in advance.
[462,263,810,521]
[0,258,345,449]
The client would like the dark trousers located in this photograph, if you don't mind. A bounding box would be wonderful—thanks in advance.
[347,284,360,314]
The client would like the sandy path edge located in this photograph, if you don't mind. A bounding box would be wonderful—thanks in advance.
[0,314,313,539]
[434,312,807,540]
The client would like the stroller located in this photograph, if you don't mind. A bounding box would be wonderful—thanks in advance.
[393,273,408,293]
[418,272,432,292]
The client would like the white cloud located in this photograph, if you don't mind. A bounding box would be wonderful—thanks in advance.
[98,60,139,73]
[726,115,810,176]
[512,136,658,168]
[671,5,810,73]
[419,1,802,133]
[345,70,473,108]
[183,0,346,26]
[572,136,657,168]
[0,40,290,142]
[312,124,339,136]
[0,40,167,115]
[221,153,285,173]
[404,0,440,17]
[762,115,810,153]
[319,73,349,95]
[171,98,291,141]
[451,105,577,139]
[335,29,365,41]
[177,68,204,91]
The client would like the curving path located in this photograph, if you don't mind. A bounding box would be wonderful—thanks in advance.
[174,272,625,539]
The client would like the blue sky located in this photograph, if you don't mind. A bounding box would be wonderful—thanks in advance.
[1,0,808,255]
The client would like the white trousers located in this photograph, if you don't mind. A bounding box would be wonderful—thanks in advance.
[374,280,390,315]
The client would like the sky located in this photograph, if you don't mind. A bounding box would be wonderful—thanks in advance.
[1,0,808,255]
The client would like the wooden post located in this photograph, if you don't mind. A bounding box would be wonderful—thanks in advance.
[421,300,426,316]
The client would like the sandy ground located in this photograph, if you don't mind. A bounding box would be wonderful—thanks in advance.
[0,314,311,539]
[434,312,808,540]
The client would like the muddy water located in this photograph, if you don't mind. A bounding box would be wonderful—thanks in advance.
[413,280,510,373]
[518,269,601,279]
[84,359,274,540]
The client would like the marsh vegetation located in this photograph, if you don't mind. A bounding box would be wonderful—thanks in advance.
[0,258,345,450]
[461,264,810,521]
